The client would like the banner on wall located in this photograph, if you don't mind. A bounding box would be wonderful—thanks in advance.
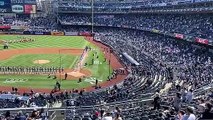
[12,5,24,13]
[175,33,184,39]
[23,31,51,35]
[195,37,209,45]
[65,32,78,36]
[51,32,64,36]
[0,25,11,29]
[152,29,160,33]
[78,32,92,36]
[11,25,28,30]
[24,5,36,14]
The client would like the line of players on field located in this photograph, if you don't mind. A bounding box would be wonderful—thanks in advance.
[2,37,35,44]
[0,66,64,74]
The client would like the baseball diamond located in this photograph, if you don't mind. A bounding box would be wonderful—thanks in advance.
[0,35,125,92]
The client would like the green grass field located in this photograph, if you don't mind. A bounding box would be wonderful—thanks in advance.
[0,35,87,49]
[0,54,79,68]
[0,35,112,90]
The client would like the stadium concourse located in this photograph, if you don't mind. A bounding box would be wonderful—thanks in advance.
[0,0,213,120]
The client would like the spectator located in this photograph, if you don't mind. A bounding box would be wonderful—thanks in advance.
[173,93,182,112]
[153,93,161,110]
[182,107,196,120]
[102,112,113,120]
[186,90,193,104]
[176,110,184,120]
[15,111,26,120]
[114,114,122,120]
[201,102,213,119]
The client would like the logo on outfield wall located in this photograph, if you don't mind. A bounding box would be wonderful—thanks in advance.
[51,32,64,36]
[84,77,102,84]
[12,5,24,13]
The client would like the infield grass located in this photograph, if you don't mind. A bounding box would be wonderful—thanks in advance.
[0,54,79,68]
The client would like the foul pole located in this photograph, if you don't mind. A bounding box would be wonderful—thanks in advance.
[59,49,62,84]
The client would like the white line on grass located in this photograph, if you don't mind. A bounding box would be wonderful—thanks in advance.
[68,56,79,69]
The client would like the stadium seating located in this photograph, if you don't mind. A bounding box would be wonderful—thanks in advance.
[1,1,213,119]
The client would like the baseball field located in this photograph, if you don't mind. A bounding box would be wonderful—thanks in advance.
[0,35,114,92]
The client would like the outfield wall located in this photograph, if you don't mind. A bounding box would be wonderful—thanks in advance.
[0,31,92,36]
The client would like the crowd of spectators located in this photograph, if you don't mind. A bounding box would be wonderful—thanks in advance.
[0,16,57,32]
[95,27,213,89]
[57,0,213,13]
[1,13,213,40]
[59,13,213,40]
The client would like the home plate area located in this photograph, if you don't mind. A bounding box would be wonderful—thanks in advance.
[67,71,85,77]
[56,69,92,80]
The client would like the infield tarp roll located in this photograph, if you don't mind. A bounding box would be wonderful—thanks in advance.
[122,52,140,66]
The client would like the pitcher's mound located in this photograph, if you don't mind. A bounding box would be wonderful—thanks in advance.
[33,60,50,64]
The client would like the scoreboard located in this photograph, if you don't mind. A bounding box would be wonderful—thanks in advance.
[0,0,36,13]
[0,0,12,13]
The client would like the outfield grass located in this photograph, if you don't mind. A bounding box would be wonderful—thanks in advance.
[0,54,79,68]
[0,35,112,90]
[0,35,89,49]
[83,43,112,82]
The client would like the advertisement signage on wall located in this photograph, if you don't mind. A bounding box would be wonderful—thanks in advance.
[12,4,24,13]
[10,0,36,14]
[175,33,184,39]
[51,32,64,36]
[11,25,28,30]
[65,32,78,36]
[24,4,36,14]
[0,25,11,29]
[195,37,209,45]
[23,31,51,35]
[78,32,92,36]
[152,29,160,33]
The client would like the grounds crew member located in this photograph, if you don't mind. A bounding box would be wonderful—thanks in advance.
[65,73,68,80]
